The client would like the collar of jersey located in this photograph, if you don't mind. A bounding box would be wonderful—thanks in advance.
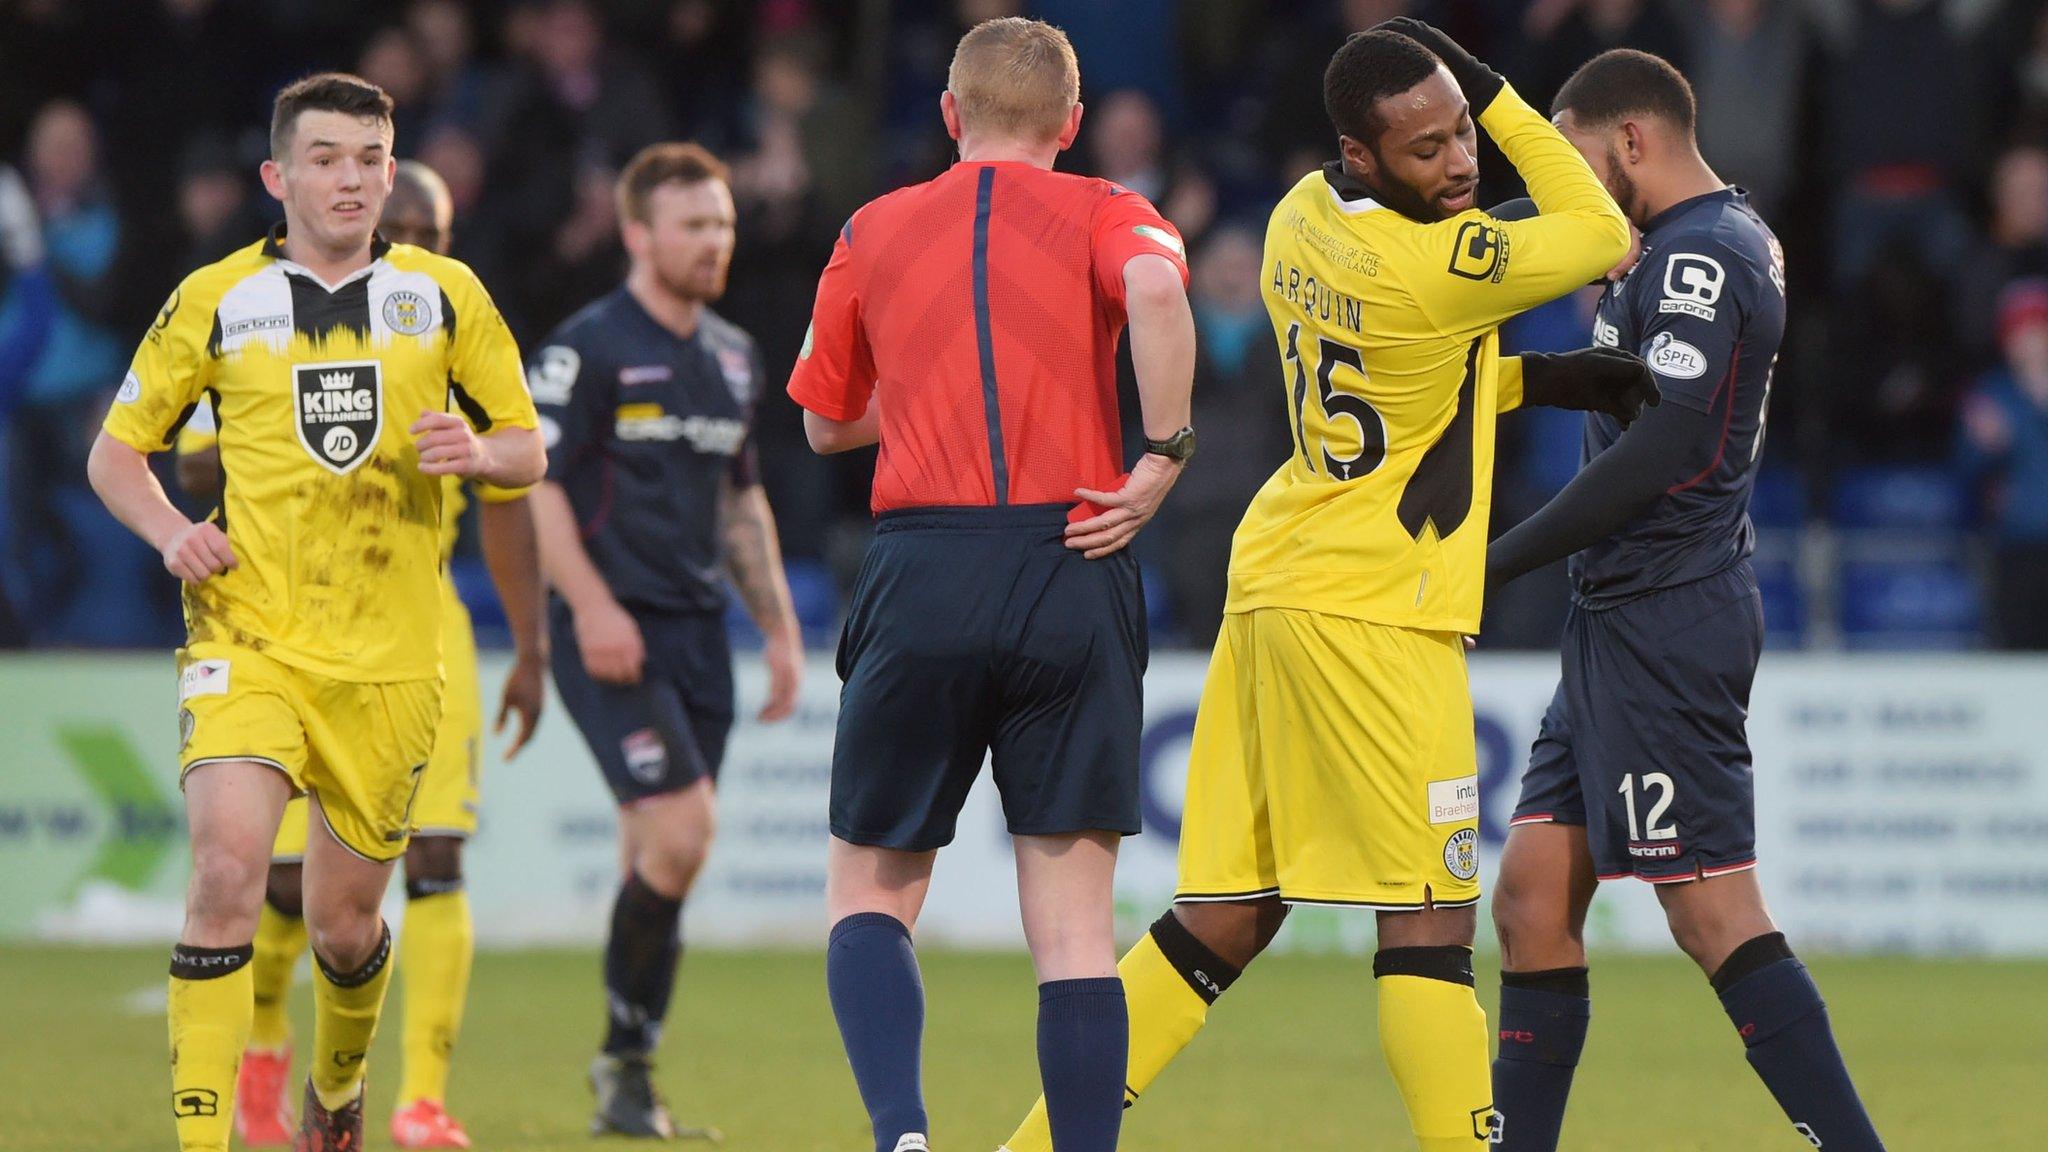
[1320,162,1384,216]
[261,223,393,292]
[1642,185,1741,237]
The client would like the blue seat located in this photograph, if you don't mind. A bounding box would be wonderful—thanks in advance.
[1750,552,1806,647]
[1748,468,1806,531]
[1827,466,1970,530]
[1836,559,1981,649]
[726,557,840,649]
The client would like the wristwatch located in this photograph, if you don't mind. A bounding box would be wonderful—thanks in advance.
[1146,426,1197,464]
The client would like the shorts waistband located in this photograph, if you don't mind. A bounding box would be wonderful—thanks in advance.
[874,504,1072,534]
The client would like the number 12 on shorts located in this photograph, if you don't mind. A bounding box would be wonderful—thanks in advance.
[1618,771,1677,842]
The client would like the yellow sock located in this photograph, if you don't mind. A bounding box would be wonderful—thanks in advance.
[1375,951,1493,1152]
[310,922,394,1111]
[168,944,255,1152]
[397,889,474,1107]
[249,902,308,1050]
[1004,916,1222,1152]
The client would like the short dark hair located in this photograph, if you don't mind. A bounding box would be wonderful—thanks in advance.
[270,72,394,159]
[1324,30,1443,145]
[1552,49,1695,135]
[616,142,730,223]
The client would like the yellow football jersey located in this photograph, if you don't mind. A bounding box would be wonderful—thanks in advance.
[106,227,537,682]
[1227,84,1629,634]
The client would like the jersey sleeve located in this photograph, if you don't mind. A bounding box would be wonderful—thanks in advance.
[103,282,213,453]
[445,266,538,432]
[786,223,875,421]
[1629,240,1749,414]
[529,326,611,482]
[1403,85,1631,337]
[728,343,764,488]
[1092,188,1190,307]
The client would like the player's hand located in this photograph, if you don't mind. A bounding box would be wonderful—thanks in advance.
[1519,347,1661,427]
[411,410,488,477]
[575,598,645,685]
[1374,17,1504,110]
[1463,635,1477,652]
[495,650,546,758]
[161,520,237,584]
[758,629,803,723]
[1065,453,1185,560]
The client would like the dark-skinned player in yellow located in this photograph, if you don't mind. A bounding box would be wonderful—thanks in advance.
[1001,21,1653,1152]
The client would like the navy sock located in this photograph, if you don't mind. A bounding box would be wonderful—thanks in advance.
[602,871,683,1055]
[1715,935,1886,1152]
[827,913,928,1152]
[1037,977,1128,1152]
[1490,968,1590,1151]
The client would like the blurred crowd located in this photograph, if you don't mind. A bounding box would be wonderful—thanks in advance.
[4,0,2048,650]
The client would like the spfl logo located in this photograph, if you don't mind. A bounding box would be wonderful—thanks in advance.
[1443,827,1479,880]
[293,360,382,474]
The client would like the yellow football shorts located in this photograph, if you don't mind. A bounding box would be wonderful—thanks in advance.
[1174,607,1482,910]
[268,586,481,861]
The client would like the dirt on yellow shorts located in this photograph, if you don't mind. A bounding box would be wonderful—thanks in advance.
[268,590,481,861]
[1174,607,1482,910]
[177,639,441,865]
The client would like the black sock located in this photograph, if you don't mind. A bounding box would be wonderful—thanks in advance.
[170,942,254,980]
[602,871,683,1056]
[1038,977,1128,1152]
[826,912,928,1152]
[1714,934,1887,1151]
[1491,967,1590,1151]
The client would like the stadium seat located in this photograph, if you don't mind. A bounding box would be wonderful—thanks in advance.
[1748,467,1807,531]
[1826,465,1971,530]
[1750,548,1807,647]
[1836,558,1982,650]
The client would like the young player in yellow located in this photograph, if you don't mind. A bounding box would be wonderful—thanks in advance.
[173,161,548,1150]
[1001,22,1653,1152]
[87,75,544,1152]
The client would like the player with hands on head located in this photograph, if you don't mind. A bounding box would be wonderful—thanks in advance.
[1485,50,1887,1152]
[1002,19,1635,1152]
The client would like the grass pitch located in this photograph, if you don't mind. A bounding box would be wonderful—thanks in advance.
[1,945,2038,1151]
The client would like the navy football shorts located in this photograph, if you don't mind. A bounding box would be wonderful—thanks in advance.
[550,599,734,805]
[1510,563,1764,883]
[830,504,1147,852]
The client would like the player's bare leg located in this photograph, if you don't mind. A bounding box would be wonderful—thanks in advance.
[1488,823,1599,1151]
[238,861,307,1147]
[1657,869,1887,1150]
[1015,832,1125,1152]
[827,838,937,1152]
[170,761,290,1152]
[591,778,721,1140]
[1000,896,1288,1152]
[295,791,400,1150]
[1375,900,1492,1151]
[391,836,475,1149]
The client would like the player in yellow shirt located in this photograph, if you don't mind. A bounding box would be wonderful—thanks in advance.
[1002,22,1652,1152]
[173,160,547,1150]
[87,74,544,1152]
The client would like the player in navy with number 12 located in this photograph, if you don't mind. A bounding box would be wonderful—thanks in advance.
[1483,51,1886,1152]
[529,142,805,1140]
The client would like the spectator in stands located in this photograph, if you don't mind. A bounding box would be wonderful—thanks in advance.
[1827,245,1962,465]
[1086,89,1217,247]
[8,100,126,635]
[357,25,434,146]
[0,161,47,649]
[1956,143,2048,368]
[407,0,501,136]
[1154,226,1291,644]
[174,134,263,268]
[1687,0,1808,219]
[1512,0,1689,109]
[1957,279,2048,649]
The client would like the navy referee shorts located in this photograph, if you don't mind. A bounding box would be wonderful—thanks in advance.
[830,504,1148,851]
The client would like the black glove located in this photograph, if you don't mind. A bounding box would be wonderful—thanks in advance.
[1373,17,1505,112]
[1519,347,1662,427]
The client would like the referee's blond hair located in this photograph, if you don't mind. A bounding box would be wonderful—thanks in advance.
[948,17,1080,142]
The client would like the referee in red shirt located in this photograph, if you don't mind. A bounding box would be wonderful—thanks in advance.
[787,17,1195,1152]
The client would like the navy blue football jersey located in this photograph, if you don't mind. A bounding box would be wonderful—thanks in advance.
[531,289,762,615]
[1571,188,1786,606]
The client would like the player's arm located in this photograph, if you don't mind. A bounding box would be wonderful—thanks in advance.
[1383,21,1629,334]
[1488,244,1747,590]
[94,281,234,583]
[478,487,547,757]
[718,467,802,724]
[789,220,879,453]
[1067,194,1196,559]
[1500,348,1659,424]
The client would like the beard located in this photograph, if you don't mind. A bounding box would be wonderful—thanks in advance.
[655,259,727,303]
[1604,146,1639,221]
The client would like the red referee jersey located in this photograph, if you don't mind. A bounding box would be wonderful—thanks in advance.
[787,160,1189,513]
